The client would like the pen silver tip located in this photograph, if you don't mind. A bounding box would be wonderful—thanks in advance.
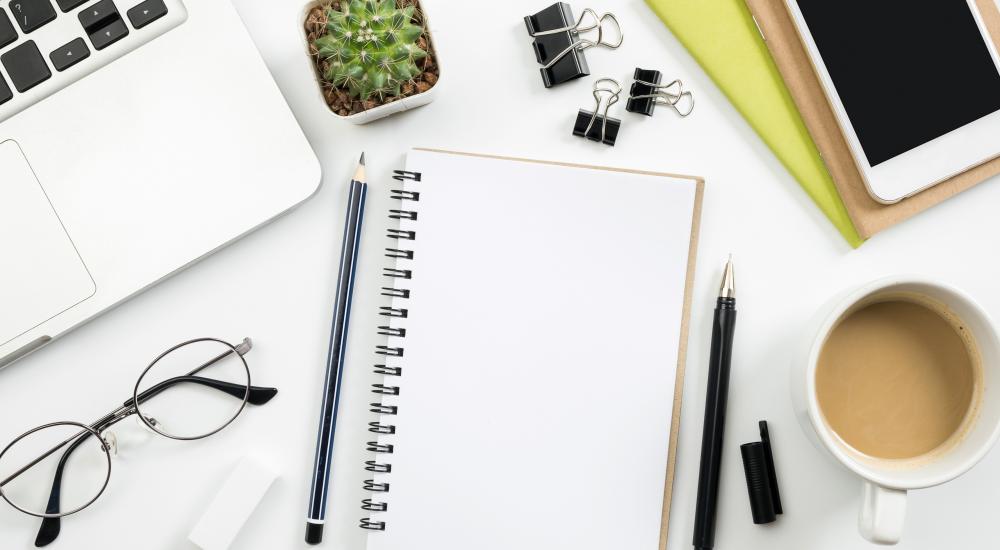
[359,152,366,166]
[719,256,735,299]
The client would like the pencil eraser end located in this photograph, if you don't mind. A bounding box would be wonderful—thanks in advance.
[188,456,278,550]
[305,522,324,544]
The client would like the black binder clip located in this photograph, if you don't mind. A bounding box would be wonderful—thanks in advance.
[626,67,695,118]
[524,3,623,88]
[573,78,621,146]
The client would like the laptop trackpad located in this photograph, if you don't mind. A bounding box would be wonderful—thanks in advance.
[0,140,95,346]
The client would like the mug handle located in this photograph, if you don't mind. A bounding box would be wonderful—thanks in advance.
[859,480,907,545]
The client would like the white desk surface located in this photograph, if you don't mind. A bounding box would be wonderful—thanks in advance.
[3,1,1000,548]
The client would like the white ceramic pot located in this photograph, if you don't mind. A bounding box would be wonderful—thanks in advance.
[791,276,1000,545]
[301,0,441,125]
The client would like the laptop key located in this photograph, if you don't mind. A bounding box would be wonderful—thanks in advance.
[50,37,89,71]
[0,9,16,49]
[10,0,56,34]
[1,41,50,92]
[78,0,118,33]
[88,17,127,50]
[55,0,88,12]
[0,74,11,105]
[127,0,166,29]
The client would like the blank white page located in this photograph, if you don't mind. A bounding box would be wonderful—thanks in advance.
[365,149,701,550]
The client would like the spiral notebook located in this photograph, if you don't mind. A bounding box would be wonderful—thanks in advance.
[360,149,703,550]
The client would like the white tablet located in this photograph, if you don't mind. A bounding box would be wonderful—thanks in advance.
[785,1,1000,203]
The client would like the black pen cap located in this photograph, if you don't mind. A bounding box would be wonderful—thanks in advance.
[740,421,783,525]
[759,420,782,515]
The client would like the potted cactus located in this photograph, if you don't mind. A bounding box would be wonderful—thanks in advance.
[303,0,440,124]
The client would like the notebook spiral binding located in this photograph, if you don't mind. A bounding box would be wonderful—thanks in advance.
[359,168,422,532]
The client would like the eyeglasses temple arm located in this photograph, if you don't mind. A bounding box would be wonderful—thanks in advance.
[123,376,278,409]
[34,431,95,547]
[184,338,252,379]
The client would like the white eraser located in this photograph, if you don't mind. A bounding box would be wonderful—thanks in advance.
[189,456,279,550]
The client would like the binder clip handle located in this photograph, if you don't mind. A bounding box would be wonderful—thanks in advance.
[535,9,623,70]
[626,67,695,117]
[573,77,622,146]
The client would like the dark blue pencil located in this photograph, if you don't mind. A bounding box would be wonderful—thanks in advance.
[306,153,367,545]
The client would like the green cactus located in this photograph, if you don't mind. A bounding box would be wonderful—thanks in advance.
[313,0,427,101]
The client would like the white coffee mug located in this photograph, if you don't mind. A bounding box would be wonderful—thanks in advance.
[792,277,1000,545]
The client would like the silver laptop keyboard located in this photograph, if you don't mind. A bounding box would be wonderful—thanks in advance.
[0,0,185,124]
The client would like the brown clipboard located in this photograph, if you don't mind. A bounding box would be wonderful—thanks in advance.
[745,0,1000,239]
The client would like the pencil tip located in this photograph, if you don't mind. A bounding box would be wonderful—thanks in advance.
[359,152,366,166]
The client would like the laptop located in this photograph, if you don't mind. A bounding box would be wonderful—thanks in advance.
[0,0,321,367]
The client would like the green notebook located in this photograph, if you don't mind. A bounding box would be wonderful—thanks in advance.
[646,0,862,247]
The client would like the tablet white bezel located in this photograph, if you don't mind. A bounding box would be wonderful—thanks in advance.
[784,0,1000,204]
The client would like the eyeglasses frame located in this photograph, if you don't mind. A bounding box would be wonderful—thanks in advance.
[0,337,276,533]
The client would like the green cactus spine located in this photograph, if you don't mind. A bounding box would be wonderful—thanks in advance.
[313,0,427,101]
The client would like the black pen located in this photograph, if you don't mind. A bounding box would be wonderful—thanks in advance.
[305,153,368,545]
[693,256,736,550]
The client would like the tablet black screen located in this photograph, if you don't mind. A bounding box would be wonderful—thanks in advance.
[796,1,1000,166]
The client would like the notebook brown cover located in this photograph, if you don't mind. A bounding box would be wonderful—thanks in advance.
[745,0,1000,239]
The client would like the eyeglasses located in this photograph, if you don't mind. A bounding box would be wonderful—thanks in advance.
[0,337,278,547]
